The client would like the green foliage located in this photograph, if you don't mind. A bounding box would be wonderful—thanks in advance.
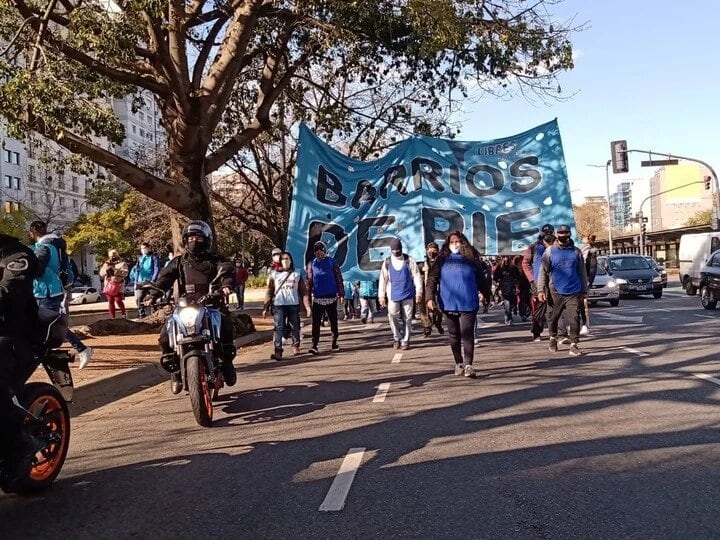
[0,208,33,239]
[246,275,269,288]
[685,209,713,227]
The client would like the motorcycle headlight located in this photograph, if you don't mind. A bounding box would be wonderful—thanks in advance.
[178,307,199,330]
[614,278,628,284]
[652,276,662,283]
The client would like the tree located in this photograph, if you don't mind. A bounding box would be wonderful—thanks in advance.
[685,209,712,227]
[0,0,578,223]
[0,205,34,238]
[573,201,608,240]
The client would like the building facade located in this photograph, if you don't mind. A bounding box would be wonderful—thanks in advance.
[649,163,713,231]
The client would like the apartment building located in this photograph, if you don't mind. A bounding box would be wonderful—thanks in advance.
[649,163,713,230]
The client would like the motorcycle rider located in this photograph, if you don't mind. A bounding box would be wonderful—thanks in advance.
[148,221,237,394]
[0,233,40,485]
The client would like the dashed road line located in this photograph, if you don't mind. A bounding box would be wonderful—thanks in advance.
[373,383,391,402]
[694,373,720,386]
[391,353,403,364]
[621,347,649,357]
[694,314,715,319]
[319,448,366,512]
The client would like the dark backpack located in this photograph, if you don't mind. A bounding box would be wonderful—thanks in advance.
[50,237,73,287]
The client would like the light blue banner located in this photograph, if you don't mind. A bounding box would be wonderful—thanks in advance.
[287,119,575,281]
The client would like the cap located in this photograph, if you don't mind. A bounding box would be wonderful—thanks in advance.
[390,238,402,251]
[541,223,555,234]
[426,241,439,250]
[271,247,282,255]
[313,241,326,251]
[556,224,571,233]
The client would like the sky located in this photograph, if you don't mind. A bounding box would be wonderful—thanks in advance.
[458,0,720,202]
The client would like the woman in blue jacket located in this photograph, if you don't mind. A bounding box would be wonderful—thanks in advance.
[425,231,488,378]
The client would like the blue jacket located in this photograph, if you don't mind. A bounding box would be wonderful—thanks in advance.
[359,280,378,298]
[130,253,160,284]
[537,242,589,295]
[426,253,486,312]
[32,234,66,299]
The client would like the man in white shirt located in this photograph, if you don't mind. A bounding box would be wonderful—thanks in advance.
[379,238,423,350]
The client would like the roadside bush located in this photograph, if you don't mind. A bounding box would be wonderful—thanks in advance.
[246,275,268,288]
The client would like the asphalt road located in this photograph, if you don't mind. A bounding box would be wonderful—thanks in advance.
[3,283,720,539]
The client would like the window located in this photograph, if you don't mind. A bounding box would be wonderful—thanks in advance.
[85,179,91,192]
[12,177,20,190]
[71,176,79,192]
[711,253,720,267]
[28,165,36,182]
[3,149,10,163]
[3,201,10,213]
[3,175,11,188]
[29,191,35,203]
[59,197,65,208]
[139,112,145,122]
[140,128,145,137]
[132,124,137,134]
[72,199,78,209]
[3,201,19,213]
[58,173,65,190]
[12,152,20,165]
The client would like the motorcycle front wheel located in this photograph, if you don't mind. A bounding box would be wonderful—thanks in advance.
[186,355,213,427]
[3,383,71,494]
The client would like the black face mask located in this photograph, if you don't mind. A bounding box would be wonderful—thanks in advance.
[187,240,208,255]
[557,234,571,246]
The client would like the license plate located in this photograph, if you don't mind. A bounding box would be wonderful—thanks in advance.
[588,290,603,297]
[631,285,648,291]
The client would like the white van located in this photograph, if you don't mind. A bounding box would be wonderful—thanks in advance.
[679,232,720,295]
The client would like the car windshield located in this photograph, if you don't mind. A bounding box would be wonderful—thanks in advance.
[595,264,607,276]
[609,257,651,271]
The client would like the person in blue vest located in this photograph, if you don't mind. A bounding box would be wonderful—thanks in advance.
[425,231,489,378]
[29,221,93,369]
[305,241,344,355]
[130,242,160,318]
[537,224,589,357]
[379,238,423,350]
[522,223,555,342]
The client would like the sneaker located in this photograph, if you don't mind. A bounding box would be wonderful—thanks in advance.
[454,364,465,376]
[463,365,476,378]
[292,345,301,356]
[361,317,367,324]
[170,372,183,394]
[270,347,283,361]
[423,328,432,338]
[569,344,582,356]
[532,336,542,343]
[393,341,400,350]
[343,315,348,321]
[77,347,93,369]
[579,325,590,336]
[401,342,409,350]
[560,337,571,345]
[309,345,319,355]
[505,318,512,326]
[368,318,374,324]
[548,337,558,353]
[436,325,444,335]
[331,341,340,352]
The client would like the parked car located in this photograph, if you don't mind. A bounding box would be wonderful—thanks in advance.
[698,249,720,310]
[69,286,102,305]
[679,232,720,295]
[587,263,620,307]
[643,256,668,288]
[598,255,663,299]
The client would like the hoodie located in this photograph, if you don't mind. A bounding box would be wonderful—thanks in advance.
[537,240,588,296]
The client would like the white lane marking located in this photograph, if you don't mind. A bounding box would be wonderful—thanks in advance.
[621,347,648,357]
[694,373,720,386]
[594,313,644,323]
[319,448,366,512]
[391,353,403,364]
[373,383,391,402]
[694,314,715,319]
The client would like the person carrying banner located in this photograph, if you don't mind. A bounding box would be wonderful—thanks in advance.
[522,224,555,341]
[306,241,344,355]
[379,238,423,350]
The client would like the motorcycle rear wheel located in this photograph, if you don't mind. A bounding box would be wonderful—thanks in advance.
[2,383,71,494]
[186,356,213,427]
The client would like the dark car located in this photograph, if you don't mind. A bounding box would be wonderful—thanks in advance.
[643,256,668,288]
[698,249,720,310]
[598,255,663,299]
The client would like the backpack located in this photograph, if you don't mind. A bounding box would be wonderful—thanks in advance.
[50,238,73,287]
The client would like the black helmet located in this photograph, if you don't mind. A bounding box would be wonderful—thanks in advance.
[182,220,213,247]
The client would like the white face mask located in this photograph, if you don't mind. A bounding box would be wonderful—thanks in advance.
[281,260,291,270]
[449,245,461,254]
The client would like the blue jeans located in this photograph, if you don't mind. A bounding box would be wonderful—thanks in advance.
[37,296,87,353]
[273,305,300,349]
[235,284,246,309]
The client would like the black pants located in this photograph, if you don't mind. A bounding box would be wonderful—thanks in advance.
[311,301,339,346]
[0,337,30,454]
[444,311,477,365]
[159,311,235,364]
[530,282,553,338]
[548,291,582,344]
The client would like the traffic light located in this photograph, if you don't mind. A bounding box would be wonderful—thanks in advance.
[705,176,712,190]
[610,140,629,174]
[641,223,647,236]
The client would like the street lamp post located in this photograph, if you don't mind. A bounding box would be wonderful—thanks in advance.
[587,161,613,254]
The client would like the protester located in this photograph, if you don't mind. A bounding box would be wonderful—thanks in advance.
[268,247,282,274]
[263,252,311,360]
[522,224,555,342]
[514,255,531,322]
[426,231,488,378]
[130,242,160,318]
[537,224,588,356]
[28,221,93,368]
[306,241,344,354]
[418,242,444,337]
[477,257,493,313]
[343,280,358,320]
[100,249,128,319]
[578,234,599,336]
[234,259,249,310]
[358,279,378,324]
[379,238,423,350]
[493,255,521,325]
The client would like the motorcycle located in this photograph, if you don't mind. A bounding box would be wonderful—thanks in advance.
[143,275,230,427]
[0,308,74,495]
